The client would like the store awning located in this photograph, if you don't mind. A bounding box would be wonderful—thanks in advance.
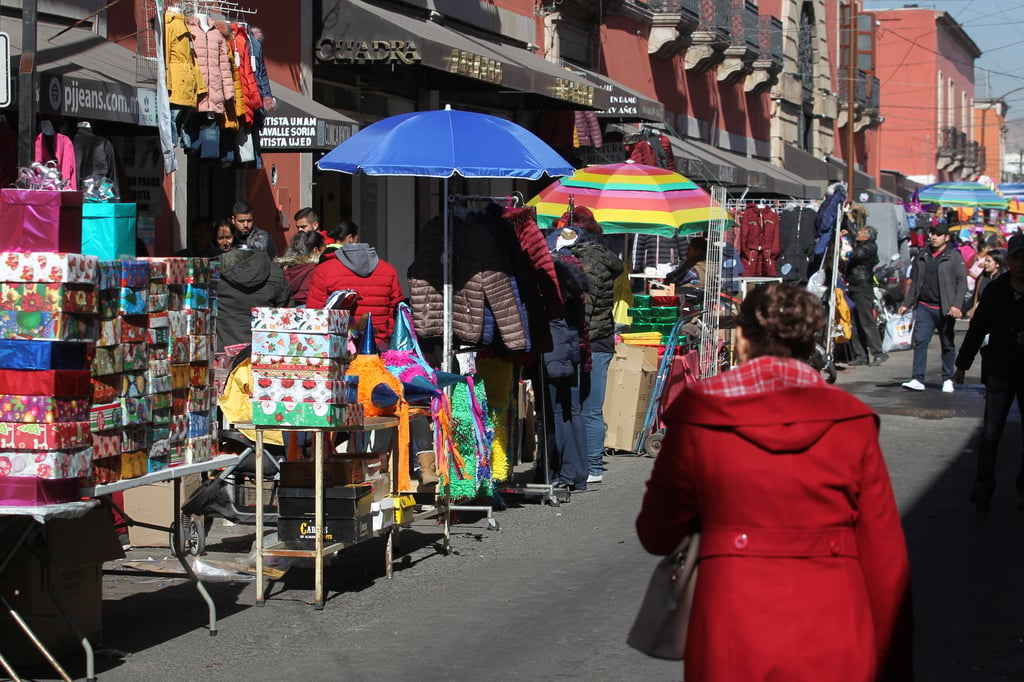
[317,0,610,110]
[6,21,158,126]
[263,84,359,151]
[668,137,741,186]
[574,70,664,122]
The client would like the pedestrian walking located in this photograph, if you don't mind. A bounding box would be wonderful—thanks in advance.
[844,224,888,366]
[954,235,1024,511]
[636,281,913,681]
[898,223,967,392]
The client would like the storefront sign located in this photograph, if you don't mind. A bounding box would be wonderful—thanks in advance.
[315,38,421,65]
[40,73,157,126]
[261,116,353,151]
[553,77,595,107]
[446,49,502,85]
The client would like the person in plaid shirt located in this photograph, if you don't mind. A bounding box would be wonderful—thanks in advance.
[636,282,913,682]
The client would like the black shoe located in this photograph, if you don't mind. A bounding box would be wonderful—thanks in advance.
[970,488,992,512]
[870,353,889,366]
[848,358,869,366]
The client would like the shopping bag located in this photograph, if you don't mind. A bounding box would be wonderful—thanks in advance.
[882,311,914,352]
[627,531,701,660]
[0,189,83,253]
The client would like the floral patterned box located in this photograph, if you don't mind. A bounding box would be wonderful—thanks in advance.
[169,414,188,442]
[251,375,353,404]
[250,354,347,380]
[185,435,213,464]
[90,431,120,458]
[0,310,95,341]
[250,331,346,359]
[0,447,94,479]
[0,395,90,423]
[155,257,210,286]
[0,252,98,285]
[0,282,97,314]
[0,421,91,450]
[250,400,357,427]
[251,307,350,335]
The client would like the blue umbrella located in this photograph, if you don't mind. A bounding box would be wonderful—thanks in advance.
[317,105,573,179]
[999,183,1024,198]
[316,105,573,370]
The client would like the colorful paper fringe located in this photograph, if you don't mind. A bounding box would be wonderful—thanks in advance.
[476,357,513,482]
[443,375,495,500]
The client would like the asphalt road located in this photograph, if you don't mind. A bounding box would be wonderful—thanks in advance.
[15,327,1024,681]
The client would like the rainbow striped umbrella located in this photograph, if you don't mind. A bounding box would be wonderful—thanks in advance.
[916,181,1008,209]
[527,162,733,237]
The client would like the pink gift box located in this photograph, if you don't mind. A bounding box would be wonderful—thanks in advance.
[0,252,98,284]
[91,431,120,458]
[0,447,94,479]
[0,189,83,254]
[0,476,79,505]
[0,395,90,423]
[250,354,346,380]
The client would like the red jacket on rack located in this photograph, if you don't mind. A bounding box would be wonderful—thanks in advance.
[739,204,781,277]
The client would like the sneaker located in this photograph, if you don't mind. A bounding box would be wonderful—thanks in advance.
[871,352,889,366]
[586,474,604,484]
[942,380,954,393]
[118,533,132,551]
[901,379,925,391]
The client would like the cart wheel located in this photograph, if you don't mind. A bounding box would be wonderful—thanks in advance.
[170,514,206,557]
[821,359,837,384]
[645,431,665,458]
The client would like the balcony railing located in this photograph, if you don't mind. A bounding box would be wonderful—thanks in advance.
[646,0,701,12]
[759,15,782,63]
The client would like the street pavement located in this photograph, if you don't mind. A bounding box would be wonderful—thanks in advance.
[19,326,1024,681]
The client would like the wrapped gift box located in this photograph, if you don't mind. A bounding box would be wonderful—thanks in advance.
[188,335,210,362]
[0,395,90,423]
[90,454,121,485]
[151,407,171,425]
[0,310,94,341]
[81,202,137,261]
[120,450,147,479]
[0,369,90,397]
[186,412,210,438]
[185,387,212,412]
[118,260,150,288]
[120,425,152,453]
[148,374,172,394]
[185,435,213,464]
[189,365,209,386]
[155,257,187,285]
[117,287,148,316]
[119,396,151,425]
[0,282,97,314]
[167,310,186,338]
[91,431,120,458]
[91,377,118,404]
[0,252,98,285]
[98,318,121,346]
[146,258,166,281]
[122,342,147,371]
[251,376,352,404]
[251,400,351,427]
[170,337,188,363]
[118,316,147,343]
[97,290,120,319]
[0,189,84,253]
[148,454,170,473]
[182,285,209,310]
[0,421,91,450]
[169,414,188,442]
[120,371,148,398]
[0,476,80,505]
[147,358,170,378]
[251,331,346,359]
[0,339,91,371]
[92,346,123,376]
[184,310,210,335]
[158,258,210,286]
[98,261,120,290]
[148,293,167,311]
[250,354,346,379]
[150,392,172,412]
[0,447,94,479]
[170,364,189,391]
[149,346,168,363]
[89,403,121,433]
[251,307,350,335]
[146,325,169,346]
[167,443,186,468]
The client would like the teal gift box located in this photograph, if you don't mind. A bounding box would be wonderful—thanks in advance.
[81,203,137,261]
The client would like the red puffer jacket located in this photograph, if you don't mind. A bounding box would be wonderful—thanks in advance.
[306,244,405,346]
[232,23,261,122]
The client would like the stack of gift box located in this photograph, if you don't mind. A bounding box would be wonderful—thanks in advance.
[249,308,362,428]
[0,252,99,505]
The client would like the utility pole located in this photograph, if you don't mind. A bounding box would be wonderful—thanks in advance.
[846,1,857,201]
[18,0,37,167]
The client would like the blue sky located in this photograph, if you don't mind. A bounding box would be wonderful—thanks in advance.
[863,0,1024,153]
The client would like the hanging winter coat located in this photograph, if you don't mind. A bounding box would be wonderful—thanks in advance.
[34,132,76,188]
[165,10,206,107]
[626,139,656,166]
[574,110,603,148]
[220,21,245,130]
[232,23,261,122]
[739,204,781,277]
[72,128,118,195]
[188,14,233,114]
[505,205,565,323]
[814,183,848,259]
[247,27,273,103]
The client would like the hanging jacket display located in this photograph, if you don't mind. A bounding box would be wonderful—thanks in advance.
[72,125,119,195]
[775,205,818,285]
[35,131,77,188]
[232,24,262,123]
[739,204,781,277]
[164,9,206,107]
[188,14,234,114]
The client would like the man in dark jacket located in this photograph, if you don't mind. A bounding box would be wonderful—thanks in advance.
[954,234,1024,511]
[899,223,967,392]
[216,247,293,352]
[231,200,278,259]
[844,225,887,366]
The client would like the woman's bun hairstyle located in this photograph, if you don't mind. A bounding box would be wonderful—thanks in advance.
[737,282,825,360]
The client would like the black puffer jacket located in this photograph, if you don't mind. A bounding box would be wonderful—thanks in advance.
[845,238,878,288]
[216,248,293,352]
[570,233,623,342]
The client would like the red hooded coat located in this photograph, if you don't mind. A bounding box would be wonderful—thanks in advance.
[637,356,913,682]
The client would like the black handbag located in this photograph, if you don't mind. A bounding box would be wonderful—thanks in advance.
[626,531,701,660]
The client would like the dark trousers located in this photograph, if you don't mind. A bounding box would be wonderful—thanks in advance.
[972,375,1024,503]
[545,374,588,488]
[911,304,957,382]
[848,285,883,360]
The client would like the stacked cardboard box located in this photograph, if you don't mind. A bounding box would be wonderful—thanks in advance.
[602,344,660,452]
[0,252,99,504]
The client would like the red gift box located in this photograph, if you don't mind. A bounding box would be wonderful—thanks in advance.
[0,369,91,396]
[0,189,84,254]
[0,421,91,449]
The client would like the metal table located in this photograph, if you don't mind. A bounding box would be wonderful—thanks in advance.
[80,454,239,636]
[0,500,99,682]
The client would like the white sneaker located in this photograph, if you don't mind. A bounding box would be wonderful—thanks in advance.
[586,474,604,484]
[942,380,954,393]
[901,379,925,391]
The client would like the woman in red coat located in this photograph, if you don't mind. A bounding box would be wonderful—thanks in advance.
[306,226,405,347]
[636,282,913,681]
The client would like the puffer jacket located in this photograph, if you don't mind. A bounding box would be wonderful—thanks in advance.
[232,23,261,122]
[505,206,564,322]
[570,233,623,343]
[306,243,405,346]
[845,238,878,289]
[220,21,245,129]
[247,27,272,99]
[188,15,233,113]
[165,10,206,107]
[408,213,528,351]
[216,249,293,352]
[543,253,591,377]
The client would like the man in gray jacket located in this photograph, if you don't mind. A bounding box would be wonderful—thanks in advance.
[899,224,967,392]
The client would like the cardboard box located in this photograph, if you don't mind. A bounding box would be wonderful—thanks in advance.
[280,458,368,487]
[122,476,202,547]
[278,484,373,519]
[276,514,373,547]
[0,506,123,665]
[603,344,660,452]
